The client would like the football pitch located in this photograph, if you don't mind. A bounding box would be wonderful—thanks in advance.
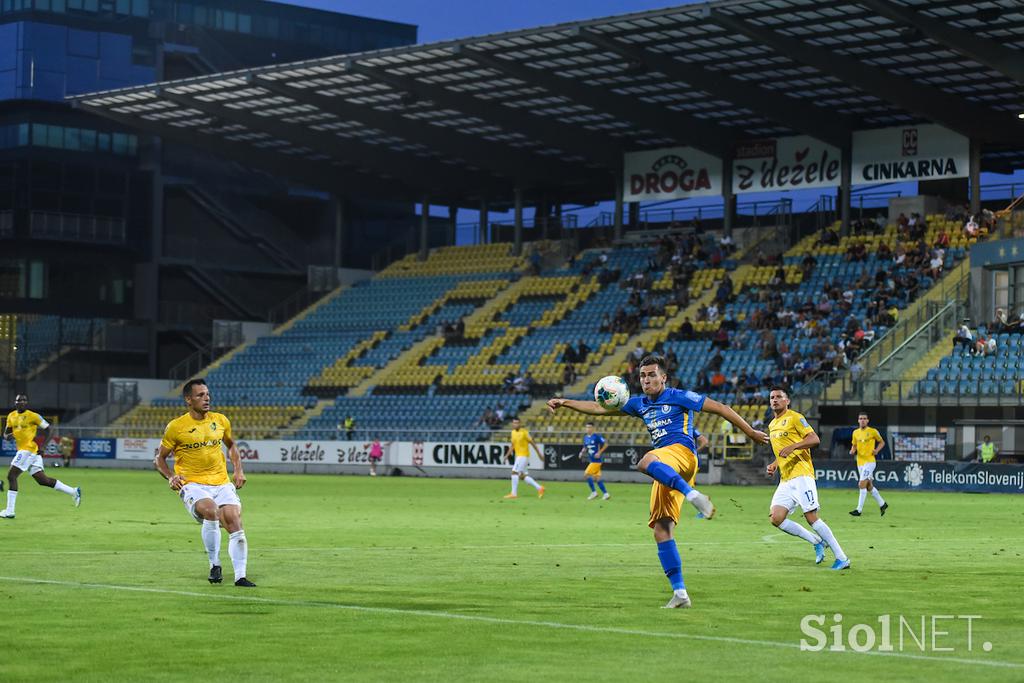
[1,470,1022,682]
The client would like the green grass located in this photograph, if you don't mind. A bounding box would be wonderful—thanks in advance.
[1,469,1022,682]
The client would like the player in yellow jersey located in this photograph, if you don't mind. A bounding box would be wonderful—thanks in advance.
[766,387,849,570]
[503,417,544,499]
[1,394,81,519]
[154,379,255,587]
[849,412,888,517]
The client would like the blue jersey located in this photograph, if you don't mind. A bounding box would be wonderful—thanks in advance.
[582,433,606,462]
[620,387,705,451]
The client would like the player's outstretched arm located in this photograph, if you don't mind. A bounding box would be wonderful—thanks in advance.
[701,398,769,444]
[547,398,615,415]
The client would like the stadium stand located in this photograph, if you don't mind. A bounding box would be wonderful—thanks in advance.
[107,210,998,444]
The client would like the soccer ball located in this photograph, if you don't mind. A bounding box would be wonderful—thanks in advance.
[594,375,629,409]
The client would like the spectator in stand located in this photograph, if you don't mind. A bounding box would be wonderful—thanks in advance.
[678,317,695,340]
[577,339,590,363]
[711,326,730,350]
[690,371,709,394]
[928,250,944,279]
[953,319,974,353]
[935,228,950,249]
[991,308,1009,333]
[562,343,578,364]
[964,215,979,238]
[719,232,736,254]
[710,370,727,390]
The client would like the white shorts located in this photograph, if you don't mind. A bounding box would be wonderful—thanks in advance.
[511,456,529,475]
[10,450,45,474]
[858,462,876,481]
[770,476,820,513]
[179,482,241,523]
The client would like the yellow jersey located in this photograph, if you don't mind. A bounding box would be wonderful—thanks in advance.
[6,410,48,453]
[768,409,815,481]
[510,428,532,457]
[851,426,882,466]
[161,411,233,486]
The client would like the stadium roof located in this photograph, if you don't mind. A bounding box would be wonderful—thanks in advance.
[69,0,1024,205]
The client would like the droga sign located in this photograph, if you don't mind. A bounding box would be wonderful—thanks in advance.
[852,124,968,183]
[623,146,722,201]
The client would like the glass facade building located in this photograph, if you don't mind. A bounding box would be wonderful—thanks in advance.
[0,1,417,380]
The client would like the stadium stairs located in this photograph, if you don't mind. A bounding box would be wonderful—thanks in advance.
[883,336,958,401]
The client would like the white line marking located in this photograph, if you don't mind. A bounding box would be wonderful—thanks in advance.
[0,536,999,556]
[0,575,1019,670]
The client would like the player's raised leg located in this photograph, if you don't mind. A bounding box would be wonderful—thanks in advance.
[769,494,825,564]
[638,449,713,518]
[30,470,81,506]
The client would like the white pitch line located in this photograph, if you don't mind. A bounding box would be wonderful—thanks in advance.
[0,575,1020,671]
[0,536,1005,557]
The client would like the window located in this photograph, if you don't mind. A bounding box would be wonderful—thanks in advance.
[64,127,81,151]
[130,0,145,16]
[115,0,128,14]
[28,260,46,300]
[96,132,110,152]
[237,13,250,33]
[993,269,1009,312]
[34,0,51,11]
[111,132,128,155]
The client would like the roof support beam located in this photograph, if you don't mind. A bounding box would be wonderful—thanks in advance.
[347,62,622,170]
[158,87,497,196]
[459,46,737,158]
[709,10,1024,145]
[576,27,855,147]
[73,103,400,198]
[253,74,595,188]
[858,0,1024,85]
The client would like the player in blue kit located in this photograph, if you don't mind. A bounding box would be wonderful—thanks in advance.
[549,355,768,608]
[579,421,609,500]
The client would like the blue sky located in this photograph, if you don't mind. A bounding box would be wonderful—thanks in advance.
[279,1,690,44]
[279,1,1024,237]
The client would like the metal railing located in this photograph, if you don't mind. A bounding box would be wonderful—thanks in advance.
[29,211,126,245]
[816,377,1024,407]
[592,198,793,229]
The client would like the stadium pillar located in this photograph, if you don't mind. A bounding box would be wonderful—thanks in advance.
[513,187,524,256]
[722,159,735,236]
[448,204,458,247]
[969,139,982,216]
[614,174,624,241]
[479,200,489,245]
[332,195,345,268]
[419,196,429,261]
[839,145,852,234]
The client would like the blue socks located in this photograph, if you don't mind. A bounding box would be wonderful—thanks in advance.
[597,480,607,494]
[586,477,596,492]
[645,461,693,495]
[657,539,685,590]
